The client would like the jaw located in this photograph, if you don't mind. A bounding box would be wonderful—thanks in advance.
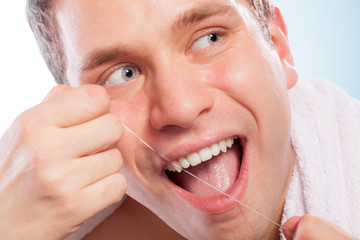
[163,137,248,214]
[125,135,293,240]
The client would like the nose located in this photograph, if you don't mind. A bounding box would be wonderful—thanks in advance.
[149,63,214,130]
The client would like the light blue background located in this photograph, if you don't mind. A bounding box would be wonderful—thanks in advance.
[273,0,360,99]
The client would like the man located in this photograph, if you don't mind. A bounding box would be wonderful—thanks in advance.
[0,0,358,239]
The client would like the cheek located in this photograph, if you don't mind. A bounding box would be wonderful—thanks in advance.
[207,49,291,141]
[111,100,140,124]
[108,95,150,168]
[205,51,265,104]
[109,91,149,131]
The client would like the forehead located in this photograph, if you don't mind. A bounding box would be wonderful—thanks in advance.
[55,0,248,19]
[55,0,249,33]
[55,0,251,43]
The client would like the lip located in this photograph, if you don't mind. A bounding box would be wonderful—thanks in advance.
[162,139,248,214]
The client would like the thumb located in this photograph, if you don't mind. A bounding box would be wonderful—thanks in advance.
[283,215,357,240]
[282,216,301,240]
[43,85,72,102]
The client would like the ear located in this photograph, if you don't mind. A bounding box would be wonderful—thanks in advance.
[270,7,298,89]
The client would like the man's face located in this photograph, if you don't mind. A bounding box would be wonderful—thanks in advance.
[56,0,296,239]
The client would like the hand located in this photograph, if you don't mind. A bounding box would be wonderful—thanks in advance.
[0,85,127,240]
[283,215,357,240]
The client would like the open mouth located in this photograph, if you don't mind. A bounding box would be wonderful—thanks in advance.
[165,137,244,199]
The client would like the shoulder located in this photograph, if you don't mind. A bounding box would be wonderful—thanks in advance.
[289,78,360,147]
[289,78,360,105]
[289,79,360,122]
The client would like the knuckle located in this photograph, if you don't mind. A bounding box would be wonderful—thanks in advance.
[50,85,65,93]
[104,174,127,203]
[57,197,79,217]
[106,113,121,126]
[33,170,65,199]
[117,174,128,195]
[108,148,123,171]
[43,180,62,197]
[31,146,51,164]
[46,85,71,101]
[81,85,110,112]
[13,110,40,138]
[101,113,123,142]
[52,85,71,94]
[108,113,123,137]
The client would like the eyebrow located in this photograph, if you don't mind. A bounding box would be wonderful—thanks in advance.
[80,3,239,72]
[172,3,239,32]
[81,47,129,71]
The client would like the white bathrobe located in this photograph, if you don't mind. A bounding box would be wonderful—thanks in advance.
[67,79,360,239]
[281,79,360,238]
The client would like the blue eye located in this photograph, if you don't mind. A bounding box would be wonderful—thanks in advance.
[105,65,139,86]
[190,33,221,51]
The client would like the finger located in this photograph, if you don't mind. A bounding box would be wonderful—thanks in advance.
[64,148,123,190]
[283,216,301,240]
[284,215,357,240]
[77,173,127,222]
[40,85,111,127]
[43,85,72,102]
[58,113,123,158]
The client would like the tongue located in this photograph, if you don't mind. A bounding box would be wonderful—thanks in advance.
[172,144,241,198]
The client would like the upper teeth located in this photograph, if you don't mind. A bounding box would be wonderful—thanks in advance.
[165,137,235,173]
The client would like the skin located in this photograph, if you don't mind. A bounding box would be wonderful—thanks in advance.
[0,0,356,239]
[56,0,296,239]
[283,215,358,240]
[0,85,127,239]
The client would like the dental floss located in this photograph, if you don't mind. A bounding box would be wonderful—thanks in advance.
[121,123,157,154]
[182,169,286,230]
[120,122,287,232]
[121,122,170,161]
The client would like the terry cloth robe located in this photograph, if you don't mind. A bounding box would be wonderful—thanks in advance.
[281,79,360,239]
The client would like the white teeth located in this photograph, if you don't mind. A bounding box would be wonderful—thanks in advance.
[199,147,212,162]
[171,161,182,173]
[226,138,232,148]
[219,140,227,153]
[187,152,201,166]
[210,143,220,156]
[165,164,176,172]
[165,137,237,172]
[179,157,190,168]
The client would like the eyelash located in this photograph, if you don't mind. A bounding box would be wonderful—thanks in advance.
[98,64,142,86]
[188,28,227,53]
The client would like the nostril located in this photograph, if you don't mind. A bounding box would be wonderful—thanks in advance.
[150,93,214,130]
[150,104,198,130]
